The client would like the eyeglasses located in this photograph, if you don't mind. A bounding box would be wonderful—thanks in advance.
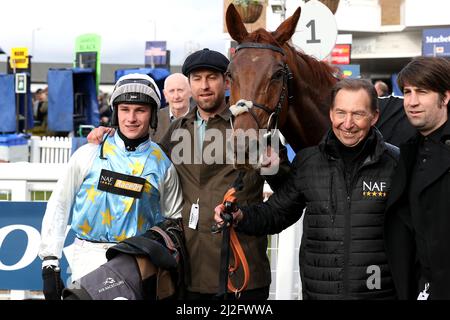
[333,110,371,121]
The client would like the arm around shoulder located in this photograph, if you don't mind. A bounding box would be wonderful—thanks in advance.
[160,163,183,219]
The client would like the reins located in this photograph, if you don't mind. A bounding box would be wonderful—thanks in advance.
[212,171,249,299]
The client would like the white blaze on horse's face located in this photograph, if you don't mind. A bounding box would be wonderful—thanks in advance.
[228,51,285,131]
[251,56,260,63]
[330,89,379,147]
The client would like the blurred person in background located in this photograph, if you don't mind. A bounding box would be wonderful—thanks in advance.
[375,80,389,97]
[151,73,192,142]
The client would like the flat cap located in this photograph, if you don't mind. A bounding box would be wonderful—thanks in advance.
[182,48,229,76]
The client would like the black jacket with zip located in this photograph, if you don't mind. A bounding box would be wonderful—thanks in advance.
[237,128,399,299]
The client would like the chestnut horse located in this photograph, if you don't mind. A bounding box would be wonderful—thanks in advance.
[226,4,338,152]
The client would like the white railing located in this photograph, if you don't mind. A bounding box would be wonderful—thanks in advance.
[264,182,303,300]
[29,136,72,164]
[273,218,303,300]
[0,163,65,200]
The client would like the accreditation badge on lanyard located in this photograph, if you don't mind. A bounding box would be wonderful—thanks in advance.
[189,198,200,230]
[97,169,146,198]
[417,283,430,300]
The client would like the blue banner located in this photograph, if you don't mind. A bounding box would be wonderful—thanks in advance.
[47,68,99,132]
[72,69,100,128]
[391,73,403,97]
[0,74,16,132]
[422,28,450,57]
[0,202,74,290]
[48,69,74,132]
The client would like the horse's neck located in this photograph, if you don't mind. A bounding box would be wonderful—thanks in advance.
[281,51,333,152]
[279,100,306,152]
[281,97,330,152]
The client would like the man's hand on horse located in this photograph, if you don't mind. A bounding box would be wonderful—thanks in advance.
[214,204,243,228]
[87,126,115,145]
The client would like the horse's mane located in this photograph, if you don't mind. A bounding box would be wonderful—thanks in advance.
[242,28,338,94]
[293,49,338,90]
[242,28,281,46]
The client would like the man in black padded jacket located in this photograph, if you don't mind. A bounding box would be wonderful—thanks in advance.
[215,79,399,300]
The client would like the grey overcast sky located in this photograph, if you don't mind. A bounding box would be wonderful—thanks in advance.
[0,0,226,65]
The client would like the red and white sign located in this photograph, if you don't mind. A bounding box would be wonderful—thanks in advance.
[331,44,351,65]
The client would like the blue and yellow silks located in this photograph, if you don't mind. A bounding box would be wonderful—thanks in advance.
[71,133,171,242]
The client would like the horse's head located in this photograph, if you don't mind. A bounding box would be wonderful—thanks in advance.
[225,4,301,170]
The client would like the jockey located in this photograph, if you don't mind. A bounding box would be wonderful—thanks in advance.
[38,73,183,300]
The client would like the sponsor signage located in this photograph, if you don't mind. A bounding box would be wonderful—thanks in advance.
[74,33,102,91]
[145,41,168,68]
[331,44,351,65]
[9,47,29,69]
[422,28,450,57]
[97,169,145,198]
[0,202,74,290]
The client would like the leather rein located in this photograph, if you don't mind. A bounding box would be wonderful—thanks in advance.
[212,172,249,299]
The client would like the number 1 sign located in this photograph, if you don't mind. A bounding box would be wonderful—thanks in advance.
[290,0,338,60]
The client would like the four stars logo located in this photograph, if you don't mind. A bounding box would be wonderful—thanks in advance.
[362,181,387,198]
[363,191,387,197]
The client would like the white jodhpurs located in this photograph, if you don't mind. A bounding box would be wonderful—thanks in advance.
[69,238,116,282]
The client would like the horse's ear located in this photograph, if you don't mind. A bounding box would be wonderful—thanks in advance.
[272,7,301,45]
[226,4,249,43]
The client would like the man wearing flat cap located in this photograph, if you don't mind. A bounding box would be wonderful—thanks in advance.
[88,48,287,299]
[158,48,288,300]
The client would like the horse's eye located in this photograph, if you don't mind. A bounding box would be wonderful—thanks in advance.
[271,70,284,80]
[225,71,233,80]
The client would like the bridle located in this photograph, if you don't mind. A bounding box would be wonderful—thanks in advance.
[228,42,294,139]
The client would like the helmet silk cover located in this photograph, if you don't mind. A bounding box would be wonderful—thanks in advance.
[110,73,161,129]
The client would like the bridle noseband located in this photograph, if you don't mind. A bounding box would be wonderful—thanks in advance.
[229,42,294,139]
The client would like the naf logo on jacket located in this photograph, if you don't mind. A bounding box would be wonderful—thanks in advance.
[362,180,387,198]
